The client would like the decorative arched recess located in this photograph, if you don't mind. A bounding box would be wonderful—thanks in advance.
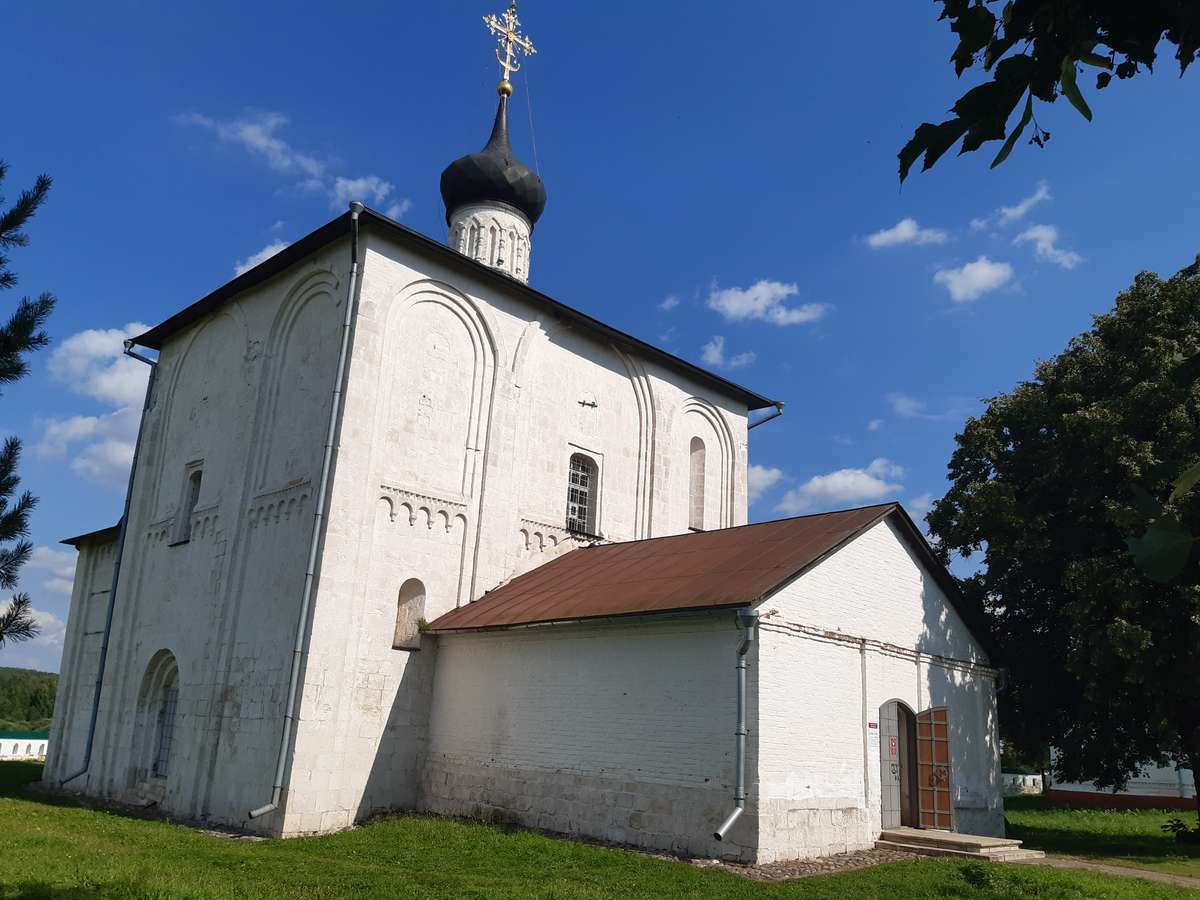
[680,397,736,529]
[250,268,342,492]
[129,649,181,789]
[613,346,657,539]
[376,279,500,604]
[148,306,250,516]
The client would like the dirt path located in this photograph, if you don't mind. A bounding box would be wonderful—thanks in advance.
[1011,854,1200,890]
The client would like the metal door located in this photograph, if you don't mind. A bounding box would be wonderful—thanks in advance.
[916,706,954,830]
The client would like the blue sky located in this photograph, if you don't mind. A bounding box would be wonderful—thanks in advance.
[4,1,1198,671]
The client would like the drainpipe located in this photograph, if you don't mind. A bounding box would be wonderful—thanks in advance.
[60,343,159,786]
[249,201,364,821]
[747,401,784,431]
[714,608,759,841]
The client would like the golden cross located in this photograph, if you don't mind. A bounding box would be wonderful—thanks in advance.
[483,1,536,87]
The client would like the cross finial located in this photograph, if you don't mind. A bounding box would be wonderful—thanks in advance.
[483,2,536,97]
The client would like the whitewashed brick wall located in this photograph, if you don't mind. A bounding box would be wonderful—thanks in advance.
[755,518,1003,860]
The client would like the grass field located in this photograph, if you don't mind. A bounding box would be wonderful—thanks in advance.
[1006,794,1200,878]
[1,763,1194,899]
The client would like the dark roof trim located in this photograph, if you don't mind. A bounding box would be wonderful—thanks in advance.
[61,523,120,547]
[429,603,745,636]
[130,208,776,411]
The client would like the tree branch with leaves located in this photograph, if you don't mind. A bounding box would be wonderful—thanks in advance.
[900,1,1200,179]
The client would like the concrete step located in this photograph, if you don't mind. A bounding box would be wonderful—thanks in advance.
[875,839,1045,863]
[880,827,1021,852]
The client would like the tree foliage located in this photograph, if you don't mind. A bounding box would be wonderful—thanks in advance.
[0,665,56,727]
[900,1,1200,179]
[0,162,55,649]
[927,257,1200,822]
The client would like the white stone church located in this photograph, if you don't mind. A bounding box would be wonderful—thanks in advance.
[45,15,1004,863]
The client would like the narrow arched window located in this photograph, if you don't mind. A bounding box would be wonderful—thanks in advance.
[689,436,706,531]
[152,677,179,777]
[172,467,203,544]
[488,225,498,265]
[467,223,480,258]
[393,578,426,650]
[566,454,599,536]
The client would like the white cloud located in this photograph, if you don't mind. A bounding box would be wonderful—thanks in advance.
[47,324,151,408]
[933,256,1014,302]
[867,418,884,432]
[909,492,935,517]
[177,110,411,217]
[700,336,755,370]
[37,323,150,490]
[887,392,929,418]
[235,240,290,276]
[972,181,1052,231]
[866,218,949,249]
[748,464,784,503]
[775,458,905,515]
[707,280,830,326]
[659,294,680,311]
[26,546,76,580]
[385,199,413,220]
[1014,224,1083,270]
[28,608,67,649]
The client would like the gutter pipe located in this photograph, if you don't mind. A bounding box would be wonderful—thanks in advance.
[249,200,364,820]
[713,608,759,841]
[60,342,159,786]
[747,401,784,431]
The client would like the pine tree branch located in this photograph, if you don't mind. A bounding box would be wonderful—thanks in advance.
[0,593,39,647]
[0,293,56,389]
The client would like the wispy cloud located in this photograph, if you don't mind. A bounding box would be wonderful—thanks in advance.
[176,110,411,215]
[748,464,785,504]
[885,392,975,423]
[707,280,830,326]
[971,181,1051,231]
[933,256,1013,302]
[866,218,949,249]
[1014,224,1083,270]
[235,240,289,276]
[659,294,680,311]
[23,545,77,597]
[700,335,755,370]
[867,418,884,432]
[775,458,904,515]
[36,323,151,490]
[908,492,935,518]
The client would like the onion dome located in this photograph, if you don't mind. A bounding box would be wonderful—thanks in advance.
[440,95,546,229]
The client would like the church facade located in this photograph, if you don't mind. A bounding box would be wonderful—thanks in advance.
[45,23,1003,862]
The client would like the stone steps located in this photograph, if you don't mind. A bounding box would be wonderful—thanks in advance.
[876,828,1045,863]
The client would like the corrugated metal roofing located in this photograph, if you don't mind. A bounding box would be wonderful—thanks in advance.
[429,503,900,632]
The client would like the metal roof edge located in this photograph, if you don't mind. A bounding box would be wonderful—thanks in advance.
[61,523,121,547]
[128,207,776,410]
[426,603,747,635]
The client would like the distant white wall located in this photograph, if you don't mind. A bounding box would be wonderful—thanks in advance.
[419,616,754,861]
[1051,757,1195,803]
[755,518,1003,861]
[0,739,48,760]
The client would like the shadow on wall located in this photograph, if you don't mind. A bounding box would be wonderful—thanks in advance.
[911,534,1001,837]
[355,636,437,822]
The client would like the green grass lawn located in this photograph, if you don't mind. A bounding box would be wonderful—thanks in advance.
[1,763,1193,899]
[1006,794,1200,878]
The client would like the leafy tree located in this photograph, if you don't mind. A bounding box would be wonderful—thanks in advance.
[900,2,1200,179]
[928,257,1200,825]
[0,163,55,649]
[0,666,57,726]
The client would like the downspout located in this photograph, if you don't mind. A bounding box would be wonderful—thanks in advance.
[747,401,784,431]
[714,608,759,841]
[249,200,364,820]
[60,343,159,785]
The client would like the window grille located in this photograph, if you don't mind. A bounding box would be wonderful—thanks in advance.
[152,685,179,777]
[566,454,598,535]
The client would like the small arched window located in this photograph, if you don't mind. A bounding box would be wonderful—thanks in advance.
[152,675,179,777]
[566,454,599,536]
[393,578,426,650]
[467,223,480,258]
[172,467,203,545]
[689,436,706,531]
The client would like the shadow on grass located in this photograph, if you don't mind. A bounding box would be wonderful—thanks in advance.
[1,878,170,899]
[1005,794,1200,866]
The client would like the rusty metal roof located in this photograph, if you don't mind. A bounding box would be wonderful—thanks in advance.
[429,503,908,632]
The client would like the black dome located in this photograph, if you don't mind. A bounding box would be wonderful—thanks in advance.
[440,96,546,228]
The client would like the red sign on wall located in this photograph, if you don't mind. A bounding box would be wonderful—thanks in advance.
[889,736,898,758]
